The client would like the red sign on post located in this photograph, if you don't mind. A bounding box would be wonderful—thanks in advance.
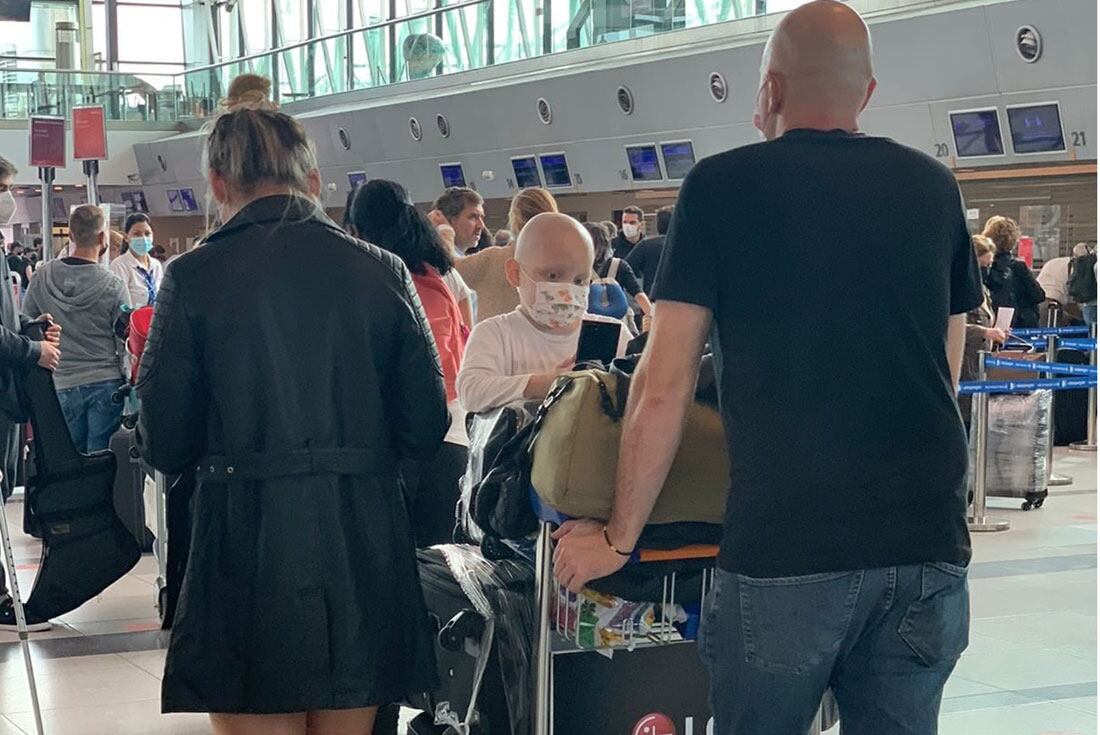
[73,106,108,161]
[29,116,66,169]
[1018,235,1035,268]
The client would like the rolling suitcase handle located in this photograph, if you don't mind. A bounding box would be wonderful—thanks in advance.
[0,474,45,735]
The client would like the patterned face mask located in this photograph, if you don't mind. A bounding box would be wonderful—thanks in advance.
[520,271,589,330]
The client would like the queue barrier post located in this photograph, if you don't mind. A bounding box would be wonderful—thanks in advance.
[1045,306,1073,486]
[1070,322,1098,453]
[968,351,1010,533]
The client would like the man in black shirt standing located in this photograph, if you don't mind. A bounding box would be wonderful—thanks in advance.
[553,3,981,733]
[625,204,672,293]
[610,205,645,260]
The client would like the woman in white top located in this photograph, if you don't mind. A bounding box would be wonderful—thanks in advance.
[110,213,164,307]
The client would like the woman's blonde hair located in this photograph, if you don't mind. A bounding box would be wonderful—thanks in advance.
[204,74,316,199]
[971,234,996,259]
[508,187,558,234]
[982,216,1021,255]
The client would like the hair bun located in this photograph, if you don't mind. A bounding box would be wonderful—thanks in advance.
[221,74,278,113]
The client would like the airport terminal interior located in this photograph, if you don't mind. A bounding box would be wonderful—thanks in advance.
[0,0,1098,733]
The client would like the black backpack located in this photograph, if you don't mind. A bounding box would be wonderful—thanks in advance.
[1068,251,1097,304]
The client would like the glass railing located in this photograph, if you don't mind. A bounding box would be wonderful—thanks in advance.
[0,68,180,122]
[0,0,935,122]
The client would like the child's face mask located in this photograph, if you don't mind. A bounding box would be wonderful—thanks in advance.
[519,269,589,330]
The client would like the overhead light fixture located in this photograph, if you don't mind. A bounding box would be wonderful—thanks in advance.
[53,186,63,191]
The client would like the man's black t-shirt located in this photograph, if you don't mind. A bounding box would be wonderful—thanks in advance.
[653,129,983,578]
[625,235,665,293]
[611,233,640,261]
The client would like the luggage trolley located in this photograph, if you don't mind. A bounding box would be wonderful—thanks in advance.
[530,498,838,735]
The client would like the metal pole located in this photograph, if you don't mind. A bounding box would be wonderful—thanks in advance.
[1071,322,1098,452]
[83,160,99,207]
[0,474,45,735]
[38,169,54,262]
[968,351,1010,533]
[1046,306,1073,485]
[533,522,553,735]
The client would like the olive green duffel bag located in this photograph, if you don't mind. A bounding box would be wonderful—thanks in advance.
[530,369,729,523]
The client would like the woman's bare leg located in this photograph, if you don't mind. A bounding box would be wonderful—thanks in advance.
[305,707,379,735]
[210,712,308,735]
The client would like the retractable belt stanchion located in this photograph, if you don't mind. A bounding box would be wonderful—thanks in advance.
[533,523,553,735]
[38,168,54,262]
[0,473,45,735]
[1070,322,1098,452]
[1045,306,1073,486]
[968,351,1010,533]
[83,160,99,207]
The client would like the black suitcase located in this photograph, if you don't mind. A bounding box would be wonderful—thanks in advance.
[393,545,535,735]
[109,427,153,552]
[1053,347,1089,446]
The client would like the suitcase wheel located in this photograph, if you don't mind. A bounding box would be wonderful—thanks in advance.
[438,610,484,653]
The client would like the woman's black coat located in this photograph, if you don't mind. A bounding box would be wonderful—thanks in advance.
[138,195,448,714]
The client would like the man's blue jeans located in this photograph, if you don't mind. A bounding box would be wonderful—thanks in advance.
[699,563,969,735]
[57,379,125,454]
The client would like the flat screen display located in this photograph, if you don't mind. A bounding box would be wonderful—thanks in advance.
[626,145,663,182]
[440,163,466,188]
[1007,104,1066,154]
[950,109,1005,157]
[347,171,368,188]
[511,157,542,188]
[660,141,696,179]
[179,188,199,212]
[539,153,572,188]
[167,189,184,212]
[0,0,32,22]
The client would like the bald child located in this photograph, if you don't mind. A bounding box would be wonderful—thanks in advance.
[457,212,630,414]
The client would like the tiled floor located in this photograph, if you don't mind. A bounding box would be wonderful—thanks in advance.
[0,450,1092,734]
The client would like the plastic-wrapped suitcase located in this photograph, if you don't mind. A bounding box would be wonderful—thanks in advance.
[109,427,153,551]
[971,390,1052,510]
[398,545,535,735]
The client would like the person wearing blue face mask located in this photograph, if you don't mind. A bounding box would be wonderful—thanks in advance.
[110,213,164,308]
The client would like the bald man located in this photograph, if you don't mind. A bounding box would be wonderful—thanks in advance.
[456,212,630,414]
[553,3,981,733]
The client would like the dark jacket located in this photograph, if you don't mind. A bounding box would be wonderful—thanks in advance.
[0,251,43,423]
[984,252,1046,328]
[138,195,448,714]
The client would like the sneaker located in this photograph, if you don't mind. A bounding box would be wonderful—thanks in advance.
[0,597,52,633]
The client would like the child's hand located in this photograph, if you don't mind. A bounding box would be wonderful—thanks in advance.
[524,359,575,399]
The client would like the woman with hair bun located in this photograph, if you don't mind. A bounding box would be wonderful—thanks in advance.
[138,77,447,735]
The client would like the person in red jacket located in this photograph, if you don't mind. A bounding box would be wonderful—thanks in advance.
[349,179,467,546]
